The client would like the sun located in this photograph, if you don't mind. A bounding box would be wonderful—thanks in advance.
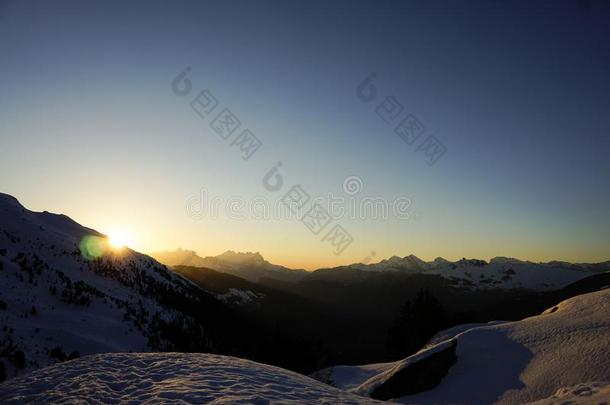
[107,229,134,250]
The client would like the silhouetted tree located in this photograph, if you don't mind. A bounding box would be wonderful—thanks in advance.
[49,347,67,361]
[67,351,80,360]
[386,289,448,360]
[11,350,26,369]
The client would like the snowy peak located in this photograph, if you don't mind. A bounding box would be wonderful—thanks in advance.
[311,254,609,291]
[377,254,428,271]
[379,255,403,266]
[432,257,450,265]
[201,250,307,283]
[405,254,427,267]
[151,249,308,284]
[455,257,488,267]
[0,193,101,242]
[149,248,202,267]
[216,250,266,265]
[489,257,528,265]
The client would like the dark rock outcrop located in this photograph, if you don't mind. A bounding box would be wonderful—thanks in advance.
[371,339,458,400]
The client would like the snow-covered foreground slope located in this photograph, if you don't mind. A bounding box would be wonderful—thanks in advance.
[0,193,230,381]
[313,288,610,404]
[0,352,386,404]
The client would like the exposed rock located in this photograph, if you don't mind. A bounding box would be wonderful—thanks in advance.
[370,339,457,400]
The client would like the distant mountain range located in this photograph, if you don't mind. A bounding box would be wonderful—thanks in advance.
[150,249,308,283]
[157,249,610,370]
[152,249,610,292]
[310,254,610,291]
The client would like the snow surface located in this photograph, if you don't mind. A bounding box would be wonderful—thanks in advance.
[0,352,387,404]
[313,288,610,404]
[426,321,507,346]
[311,361,393,391]
[522,381,610,404]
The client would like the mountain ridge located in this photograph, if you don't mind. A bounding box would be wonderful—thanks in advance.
[152,247,609,291]
[150,248,308,283]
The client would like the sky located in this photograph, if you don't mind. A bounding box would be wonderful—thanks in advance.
[1,0,609,269]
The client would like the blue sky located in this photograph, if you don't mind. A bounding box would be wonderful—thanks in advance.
[1,0,609,268]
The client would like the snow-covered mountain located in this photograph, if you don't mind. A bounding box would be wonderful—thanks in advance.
[312,287,610,404]
[312,254,609,291]
[0,193,232,381]
[151,248,308,283]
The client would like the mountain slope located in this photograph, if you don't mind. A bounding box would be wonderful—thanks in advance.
[312,287,610,404]
[172,265,268,307]
[0,193,236,381]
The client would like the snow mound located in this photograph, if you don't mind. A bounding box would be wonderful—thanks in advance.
[0,352,385,404]
[312,288,610,404]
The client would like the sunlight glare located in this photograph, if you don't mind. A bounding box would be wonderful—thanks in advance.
[107,229,134,250]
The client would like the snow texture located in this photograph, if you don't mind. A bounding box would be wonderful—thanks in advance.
[522,381,610,404]
[0,352,387,404]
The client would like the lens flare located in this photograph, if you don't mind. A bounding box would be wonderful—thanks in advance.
[79,235,107,260]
